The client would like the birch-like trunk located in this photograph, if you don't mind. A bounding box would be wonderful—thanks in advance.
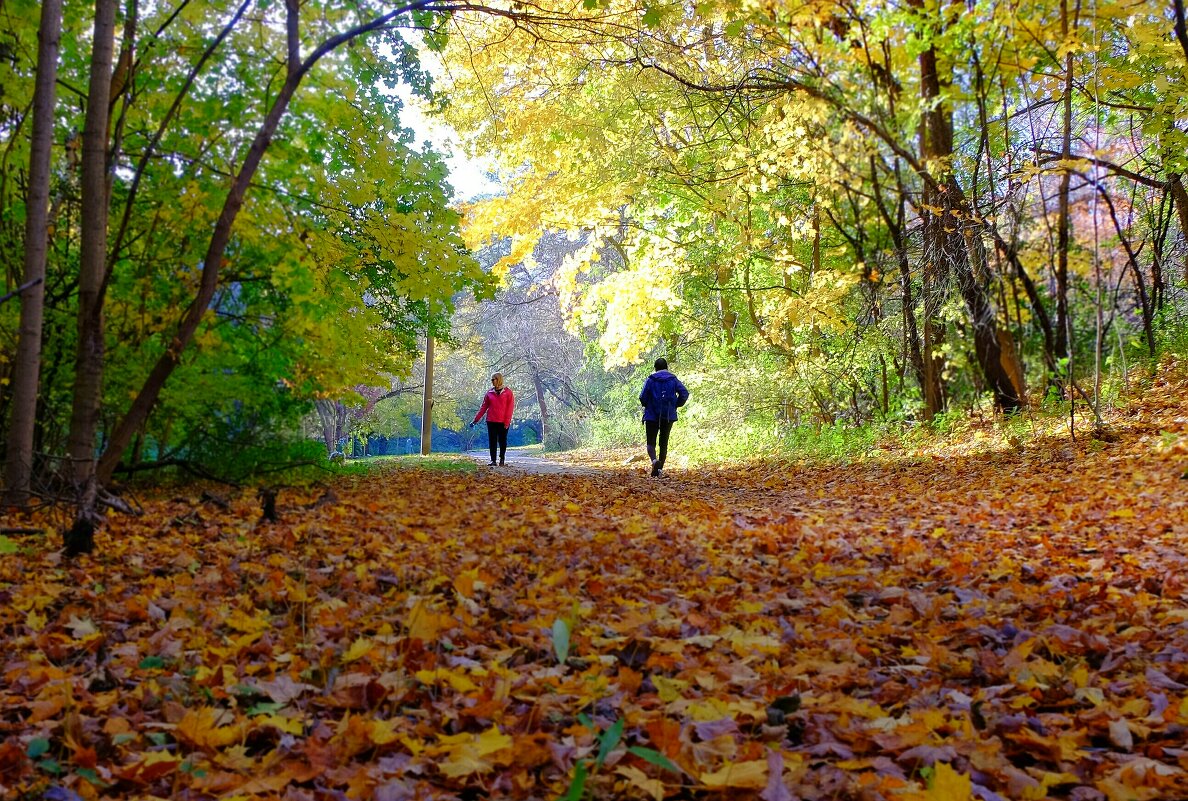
[67,0,117,507]
[3,0,63,504]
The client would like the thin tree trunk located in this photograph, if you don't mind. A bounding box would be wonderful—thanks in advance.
[1095,183,1156,355]
[871,156,928,404]
[3,0,63,505]
[1174,0,1188,65]
[532,369,550,447]
[420,333,434,455]
[716,265,737,349]
[1054,0,1077,363]
[67,0,117,506]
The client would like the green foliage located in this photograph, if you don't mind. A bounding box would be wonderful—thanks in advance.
[0,0,496,487]
[779,423,885,462]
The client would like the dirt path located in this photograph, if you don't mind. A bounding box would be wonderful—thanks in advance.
[461,449,606,474]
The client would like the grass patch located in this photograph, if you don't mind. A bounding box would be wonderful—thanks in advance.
[358,454,479,473]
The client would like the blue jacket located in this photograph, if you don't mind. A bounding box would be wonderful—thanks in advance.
[640,370,689,422]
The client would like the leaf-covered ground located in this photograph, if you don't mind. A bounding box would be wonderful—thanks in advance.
[2,378,1187,801]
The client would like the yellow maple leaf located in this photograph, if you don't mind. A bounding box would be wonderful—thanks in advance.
[453,568,479,598]
[225,607,271,634]
[435,727,513,777]
[342,637,374,663]
[26,608,46,632]
[367,717,401,746]
[415,668,479,692]
[252,714,305,736]
[406,598,452,641]
[926,762,973,801]
[617,764,665,801]
[473,726,514,756]
[652,675,688,703]
[439,745,491,778]
[687,697,767,721]
[176,706,246,749]
[701,759,768,789]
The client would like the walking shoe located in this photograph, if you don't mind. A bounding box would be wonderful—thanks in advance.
[488,461,497,466]
[650,460,661,477]
[499,460,505,466]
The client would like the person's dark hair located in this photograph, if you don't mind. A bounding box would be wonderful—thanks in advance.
[654,358,668,371]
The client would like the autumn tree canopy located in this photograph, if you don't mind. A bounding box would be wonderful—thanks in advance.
[1,0,1186,500]
[437,0,1188,435]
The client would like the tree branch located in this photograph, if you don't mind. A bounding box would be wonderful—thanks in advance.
[0,277,44,306]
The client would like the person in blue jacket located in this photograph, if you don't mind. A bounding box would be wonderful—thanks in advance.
[639,357,689,478]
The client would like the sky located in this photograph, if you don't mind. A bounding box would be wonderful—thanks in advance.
[397,87,501,203]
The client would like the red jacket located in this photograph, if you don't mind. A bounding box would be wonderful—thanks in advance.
[473,387,515,426]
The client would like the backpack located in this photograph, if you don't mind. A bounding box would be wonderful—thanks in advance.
[652,377,681,413]
[655,382,672,406]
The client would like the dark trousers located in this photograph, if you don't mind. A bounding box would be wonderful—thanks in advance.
[645,418,674,467]
[487,421,508,463]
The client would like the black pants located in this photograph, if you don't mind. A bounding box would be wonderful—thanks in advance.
[487,421,508,463]
[645,418,674,467]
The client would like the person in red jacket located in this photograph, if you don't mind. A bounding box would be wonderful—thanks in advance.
[471,372,516,466]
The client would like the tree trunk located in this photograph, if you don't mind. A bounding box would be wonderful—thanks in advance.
[919,40,1023,412]
[1174,0,1188,65]
[316,400,337,454]
[420,333,434,455]
[918,45,951,419]
[715,266,737,349]
[68,0,117,506]
[532,369,550,447]
[870,156,929,408]
[4,0,63,505]
[1054,0,1077,363]
[1169,175,1188,289]
[335,402,347,444]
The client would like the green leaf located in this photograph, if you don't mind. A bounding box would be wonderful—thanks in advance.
[560,759,587,801]
[138,655,165,670]
[627,746,682,774]
[37,758,62,775]
[641,6,661,26]
[247,701,283,716]
[551,618,570,664]
[595,717,624,768]
[0,535,19,554]
[26,738,50,758]
[76,767,111,788]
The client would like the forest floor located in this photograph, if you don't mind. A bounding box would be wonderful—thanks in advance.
[1,371,1187,801]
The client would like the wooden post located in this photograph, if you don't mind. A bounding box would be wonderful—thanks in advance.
[420,333,434,455]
